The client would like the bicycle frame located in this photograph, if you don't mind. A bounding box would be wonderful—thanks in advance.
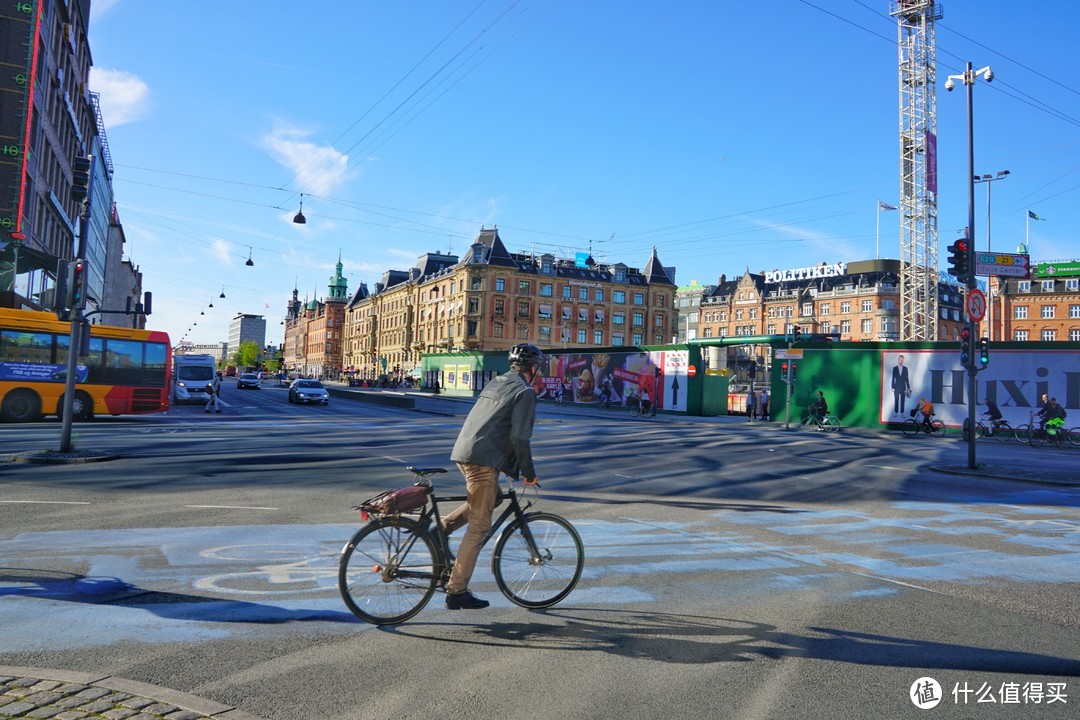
[388,477,540,586]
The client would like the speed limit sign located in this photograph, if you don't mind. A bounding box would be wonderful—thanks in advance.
[966,288,987,322]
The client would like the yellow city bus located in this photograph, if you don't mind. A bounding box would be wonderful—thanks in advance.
[0,307,171,422]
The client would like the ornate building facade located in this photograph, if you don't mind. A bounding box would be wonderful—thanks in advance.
[993,259,1080,343]
[341,227,677,382]
[283,255,348,378]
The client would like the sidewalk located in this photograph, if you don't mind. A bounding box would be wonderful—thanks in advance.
[0,667,265,719]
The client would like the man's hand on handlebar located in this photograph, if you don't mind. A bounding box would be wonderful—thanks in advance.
[524,475,540,487]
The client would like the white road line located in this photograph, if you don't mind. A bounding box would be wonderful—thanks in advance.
[0,500,91,505]
[184,505,278,511]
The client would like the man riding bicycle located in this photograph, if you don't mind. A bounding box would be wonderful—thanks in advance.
[442,343,542,610]
[916,397,935,432]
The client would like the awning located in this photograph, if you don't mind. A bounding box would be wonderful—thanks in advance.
[0,241,59,275]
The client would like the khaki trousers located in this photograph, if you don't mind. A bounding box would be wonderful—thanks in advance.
[443,463,500,595]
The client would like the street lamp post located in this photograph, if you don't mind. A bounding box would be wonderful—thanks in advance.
[974,170,1009,340]
[946,61,993,471]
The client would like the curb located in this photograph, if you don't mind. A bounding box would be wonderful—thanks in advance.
[9,450,118,464]
[0,666,266,720]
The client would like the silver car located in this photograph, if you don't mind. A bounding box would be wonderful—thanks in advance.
[288,379,329,405]
[237,372,261,389]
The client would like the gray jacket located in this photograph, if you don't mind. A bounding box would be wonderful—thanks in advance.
[451,370,537,479]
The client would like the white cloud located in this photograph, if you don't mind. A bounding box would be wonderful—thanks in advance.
[89,68,150,126]
[261,121,352,196]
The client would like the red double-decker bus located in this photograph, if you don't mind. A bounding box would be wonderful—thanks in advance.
[0,308,171,422]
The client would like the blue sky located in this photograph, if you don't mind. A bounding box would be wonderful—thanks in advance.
[86,1,1080,348]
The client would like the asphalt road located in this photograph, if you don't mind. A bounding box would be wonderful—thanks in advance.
[2,388,1078,719]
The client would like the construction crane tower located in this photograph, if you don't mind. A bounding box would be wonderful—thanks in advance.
[890,0,943,340]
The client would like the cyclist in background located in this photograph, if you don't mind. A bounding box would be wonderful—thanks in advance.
[916,397,935,432]
[810,391,828,422]
[442,343,542,611]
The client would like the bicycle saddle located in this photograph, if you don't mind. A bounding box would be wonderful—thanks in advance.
[407,466,448,476]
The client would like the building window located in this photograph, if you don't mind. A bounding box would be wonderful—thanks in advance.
[768,307,776,318]
[495,277,505,291]
[1017,281,1030,292]
[595,288,604,302]
[1042,305,1055,319]
[720,311,728,322]
[561,327,570,343]
[468,297,479,314]
[1014,329,1028,341]
[518,301,530,317]
[1042,329,1056,341]
[539,326,551,338]
[579,286,588,300]
[766,323,776,334]
[633,311,644,326]
[881,299,895,310]
[613,312,626,325]
[450,281,455,294]
[577,329,586,344]
[562,285,571,299]
[632,333,643,344]
[1071,304,1080,319]
[540,283,553,297]
[494,298,505,316]
[471,276,483,290]
[1014,306,1027,319]
[861,318,872,334]
[518,280,531,294]
[633,292,645,306]
[613,332,625,345]
[654,315,664,328]
[614,290,626,303]
[538,304,552,319]
[1071,329,1080,342]
[594,330,603,344]
[735,309,743,321]
[841,302,851,314]
[494,323,503,338]
[840,320,851,334]
[615,269,626,283]
[1066,279,1079,291]
[467,320,478,337]
[820,303,830,316]
[1041,280,1054,291]
[703,328,713,338]
[861,300,872,312]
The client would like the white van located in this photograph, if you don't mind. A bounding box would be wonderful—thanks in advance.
[172,354,217,404]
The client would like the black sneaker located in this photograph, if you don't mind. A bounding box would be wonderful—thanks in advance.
[445,591,489,610]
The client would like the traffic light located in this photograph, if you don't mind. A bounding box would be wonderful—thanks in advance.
[792,326,802,343]
[65,258,87,314]
[781,362,789,380]
[960,326,972,366]
[72,155,91,202]
[978,337,990,367]
[790,362,798,382]
[947,239,970,283]
[748,363,756,379]
[54,259,70,320]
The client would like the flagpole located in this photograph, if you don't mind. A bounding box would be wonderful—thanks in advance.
[876,202,880,259]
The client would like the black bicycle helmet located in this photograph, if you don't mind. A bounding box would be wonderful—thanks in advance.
[508,343,544,368]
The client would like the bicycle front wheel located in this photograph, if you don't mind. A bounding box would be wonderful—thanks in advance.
[1029,429,1047,448]
[931,420,946,437]
[994,421,1015,442]
[1014,424,1032,443]
[493,512,584,609]
[339,516,439,625]
[1068,427,1080,447]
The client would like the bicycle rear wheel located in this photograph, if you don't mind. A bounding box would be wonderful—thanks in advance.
[799,416,817,431]
[493,512,584,609]
[901,419,920,437]
[1029,429,1047,448]
[823,415,842,432]
[339,516,439,625]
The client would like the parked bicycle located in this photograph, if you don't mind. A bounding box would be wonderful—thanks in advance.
[901,415,946,437]
[339,466,584,626]
[800,412,842,432]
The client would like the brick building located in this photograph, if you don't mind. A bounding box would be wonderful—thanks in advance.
[993,259,1080,342]
[341,227,677,382]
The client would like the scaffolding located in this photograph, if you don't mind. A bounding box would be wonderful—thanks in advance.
[891,0,943,340]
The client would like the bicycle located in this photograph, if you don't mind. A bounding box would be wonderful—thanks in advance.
[1029,419,1069,449]
[339,466,584,626]
[800,413,841,432]
[972,416,1015,442]
[901,415,946,437]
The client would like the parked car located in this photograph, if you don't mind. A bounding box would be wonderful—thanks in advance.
[237,372,262,390]
[288,379,329,405]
